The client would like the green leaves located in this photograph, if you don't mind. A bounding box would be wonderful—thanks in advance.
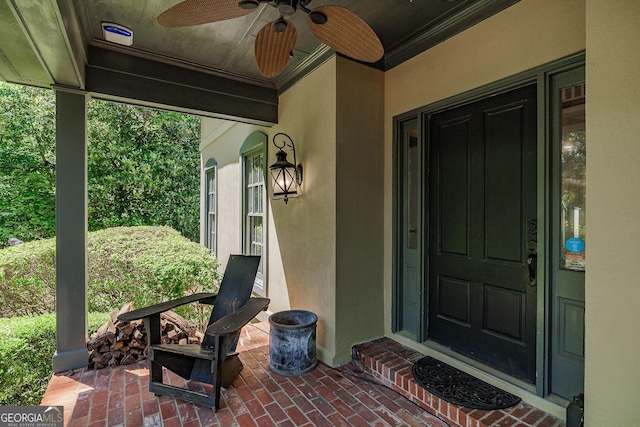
[0,312,110,406]
[0,83,56,243]
[0,82,202,244]
[86,101,201,241]
[0,314,56,406]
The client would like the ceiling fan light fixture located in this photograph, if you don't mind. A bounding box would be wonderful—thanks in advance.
[273,19,288,33]
[309,10,327,25]
[276,0,297,16]
[238,0,259,9]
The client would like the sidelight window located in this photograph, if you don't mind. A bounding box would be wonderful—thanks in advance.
[559,83,586,271]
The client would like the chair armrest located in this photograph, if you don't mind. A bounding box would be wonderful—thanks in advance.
[206,297,270,336]
[118,292,218,321]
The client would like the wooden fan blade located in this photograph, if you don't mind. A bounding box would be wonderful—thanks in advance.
[255,20,298,78]
[307,5,383,63]
[158,0,254,27]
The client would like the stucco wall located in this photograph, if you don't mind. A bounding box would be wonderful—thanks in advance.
[334,58,385,363]
[200,56,386,366]
[200,58,340,362]
[272,57,386,365]
[585,1,640,425]
[383,0,585,417]
[271,58,339,363]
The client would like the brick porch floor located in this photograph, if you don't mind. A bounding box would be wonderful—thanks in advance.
[41,322,565,427]
[41,322,449,426]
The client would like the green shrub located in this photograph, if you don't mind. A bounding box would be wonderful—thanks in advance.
[0,226,221,327]
[0,312,109,406]
[0,238,56,316]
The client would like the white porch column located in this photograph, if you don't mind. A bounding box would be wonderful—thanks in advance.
[52,87,89,372]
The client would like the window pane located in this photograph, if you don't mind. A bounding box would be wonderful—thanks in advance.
[253,184,260,214]
[252,157,258,183]
[250,216,264,275]
[248,156,254,184]
[255,153,263,183]
[404,123,419,250]
[255,217,263,245]
[560,83,586,271]
[206,167,217,254]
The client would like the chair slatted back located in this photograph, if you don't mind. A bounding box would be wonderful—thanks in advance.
[200,254,260,348]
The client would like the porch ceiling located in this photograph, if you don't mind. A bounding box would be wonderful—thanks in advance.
[0,0,519,122]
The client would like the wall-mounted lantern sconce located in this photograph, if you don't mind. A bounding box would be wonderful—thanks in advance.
[269,132,303,204]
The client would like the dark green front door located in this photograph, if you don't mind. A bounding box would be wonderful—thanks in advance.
[427,84,538,382]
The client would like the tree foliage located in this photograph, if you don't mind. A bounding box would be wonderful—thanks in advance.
[87,101,201,240]
[0,83,56,242]
[561,130,586,208]
[0,82,202,243]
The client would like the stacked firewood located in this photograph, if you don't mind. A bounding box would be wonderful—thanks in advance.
[87,302,204,370]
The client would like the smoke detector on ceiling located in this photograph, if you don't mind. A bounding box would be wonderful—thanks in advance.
[101,22,133,46]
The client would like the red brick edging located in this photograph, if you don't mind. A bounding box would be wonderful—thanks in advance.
[352,337,565,427]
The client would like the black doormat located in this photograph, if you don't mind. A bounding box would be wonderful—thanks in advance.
[412,356,521,410]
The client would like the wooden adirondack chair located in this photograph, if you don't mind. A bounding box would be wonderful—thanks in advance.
[118,254,269,410]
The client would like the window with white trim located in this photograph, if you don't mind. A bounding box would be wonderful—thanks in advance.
[241,132,267,296]
[205,162,217,255]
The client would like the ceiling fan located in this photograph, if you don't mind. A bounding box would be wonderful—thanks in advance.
[157,0,384,78]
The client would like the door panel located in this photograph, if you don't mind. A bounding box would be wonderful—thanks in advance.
[437,276,471,326]
[483,285,525,342]
[558,298,585,357]
[485,106,526,264]
[428,84,537,382]
[438,117,471,257]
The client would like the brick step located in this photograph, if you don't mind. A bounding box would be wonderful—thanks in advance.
[352,337,565,427]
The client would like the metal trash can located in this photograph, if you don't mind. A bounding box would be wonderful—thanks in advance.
[269,310,318,376]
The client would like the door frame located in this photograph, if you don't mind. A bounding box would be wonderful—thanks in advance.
[392,51,586,398]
